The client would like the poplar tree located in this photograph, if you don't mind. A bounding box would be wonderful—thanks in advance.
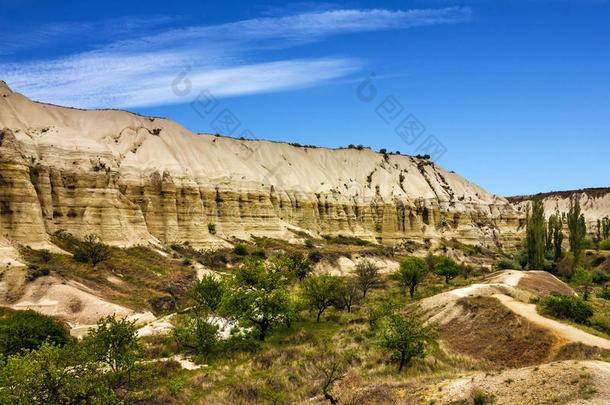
[567,198,586,268]
[526,197,546,269]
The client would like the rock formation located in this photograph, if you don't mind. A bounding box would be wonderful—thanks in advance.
[0,81,523,251]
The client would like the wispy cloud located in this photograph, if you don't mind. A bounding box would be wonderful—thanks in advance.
[0,7,471,108]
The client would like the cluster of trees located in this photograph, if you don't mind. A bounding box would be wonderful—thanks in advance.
[174,255,440,377]
[0,312,146,404]
[524,197,587,273]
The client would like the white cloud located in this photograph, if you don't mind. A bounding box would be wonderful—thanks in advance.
[0,7,471,108]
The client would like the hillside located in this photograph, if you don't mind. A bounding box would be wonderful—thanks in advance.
[0,80,522,255]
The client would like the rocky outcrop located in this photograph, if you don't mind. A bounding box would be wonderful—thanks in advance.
[508,188,610,237]
[0,81,523,251]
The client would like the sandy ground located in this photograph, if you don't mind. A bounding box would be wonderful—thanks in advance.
[424,360,610,404]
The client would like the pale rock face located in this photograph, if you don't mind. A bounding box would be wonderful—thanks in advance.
[0,84,524,251]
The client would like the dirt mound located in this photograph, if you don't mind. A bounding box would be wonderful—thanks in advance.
[424,360,610,404]
[440,296,558,368]
[517,270,574,296]
[420,270,609,366]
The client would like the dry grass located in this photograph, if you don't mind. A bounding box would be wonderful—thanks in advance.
[440,296,557,368]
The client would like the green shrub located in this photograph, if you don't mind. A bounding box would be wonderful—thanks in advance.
[495,257,522,270]
[26,264,50,281]
[592,269,609,284]
[599,286,610,300]
[233,244,248,256]
[540,295,593,324]
[182,258,192,266]
[207,223,216,235]
[599,239,610,250]
[305,240,315,248]
[0,310,70,355]
[251,249,267,259]
[308,251,322,263]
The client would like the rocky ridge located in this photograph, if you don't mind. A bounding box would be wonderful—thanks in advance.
[0,81,523,251]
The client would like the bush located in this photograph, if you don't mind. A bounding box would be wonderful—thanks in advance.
[207,223,216,235]
[599,239,610,250]
[305,240,315,248]
[26,264,50,281]
[233,244,248,256]
[251,249,267,259]
[592,269,610,284]
[540,295,593,324]
[495,257,522,270]
[182,258,192,266]
[308,250,322,263]
[598,286,610,300]
[0,310,70,355]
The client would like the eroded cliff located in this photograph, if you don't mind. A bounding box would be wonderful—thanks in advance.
[0,81,523,251]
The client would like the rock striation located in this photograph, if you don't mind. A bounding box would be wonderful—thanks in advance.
[0,82,523,251]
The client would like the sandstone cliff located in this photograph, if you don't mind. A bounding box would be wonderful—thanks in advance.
[507,188,610,237]
[0,81,523,251]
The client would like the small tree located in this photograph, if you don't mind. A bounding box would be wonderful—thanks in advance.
[301,275,342,321]
[396,257,428,298]
[73,234,111,267]
[288,251,312,280]
[567,198,587,269]
[434,257,459,284]
[337,277,360,312]
[460,263,473,279]
[176,274,225,354]
[355,259,380,298]
[222,258,294,341]
[84,315,142,387]
[572,267,593,301]
[308,346,350,405]
[379,311,436,371]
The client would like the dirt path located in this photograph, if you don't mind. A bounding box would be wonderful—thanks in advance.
[493,294,610,349]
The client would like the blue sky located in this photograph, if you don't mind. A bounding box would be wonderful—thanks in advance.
[1,0,608,196]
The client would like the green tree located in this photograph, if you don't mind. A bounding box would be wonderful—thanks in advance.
[0,310,70,356]
[175,274,225,354]
[603,218,610,240]
[379,311,436,371]
[396,257,428,297]
[301,275,342,321]
[336,277,360,313]
[572,267,593,301]
[567,198,587,269]
[222,258,295,341]
[355,259,380,298]
[548,211,564,262]
[84,315,142,387]
[73,234,111,267]
[434,257,459,284]
[526,197,546,269]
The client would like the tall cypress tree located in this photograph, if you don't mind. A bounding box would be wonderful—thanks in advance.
[548,211,564,262]
[567,197,586,268]
[526,197,546,269]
